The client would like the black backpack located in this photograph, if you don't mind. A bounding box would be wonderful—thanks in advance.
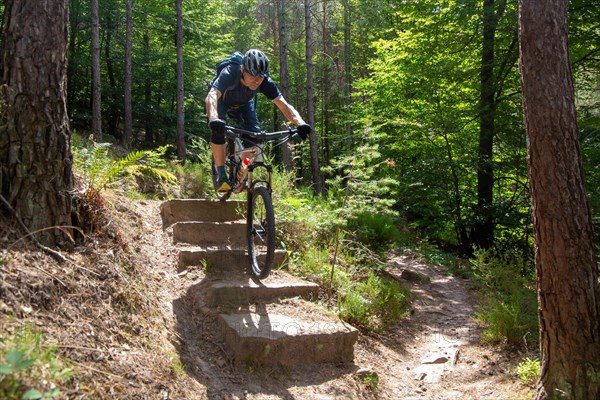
[205,51,258,113]
[209,51,244,88]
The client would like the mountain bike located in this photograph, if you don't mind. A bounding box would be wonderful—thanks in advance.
[211,125,300,280]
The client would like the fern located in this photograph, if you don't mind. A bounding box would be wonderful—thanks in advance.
[72,138,176,193]
[101,150,147,190]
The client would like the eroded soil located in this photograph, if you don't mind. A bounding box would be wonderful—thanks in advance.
[1,196,532,399]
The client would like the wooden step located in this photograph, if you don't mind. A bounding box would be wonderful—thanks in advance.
[161,199,245,227]
[218,300,358,366]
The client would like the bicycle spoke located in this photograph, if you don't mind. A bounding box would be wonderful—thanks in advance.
[247,186,275,280]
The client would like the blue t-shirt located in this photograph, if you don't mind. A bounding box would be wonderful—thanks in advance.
[212,64,281,110]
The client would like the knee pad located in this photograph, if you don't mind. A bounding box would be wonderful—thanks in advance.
[211,130,225,145]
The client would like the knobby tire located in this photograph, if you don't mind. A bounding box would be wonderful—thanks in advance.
[247,186,275,279]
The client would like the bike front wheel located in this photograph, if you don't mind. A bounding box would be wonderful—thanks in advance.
[247,186,275,279]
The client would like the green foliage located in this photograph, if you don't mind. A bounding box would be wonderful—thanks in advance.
[324,139,398,222]
[169,161,211,199]
[471,249,538,346]
[275,177,341,251]
[0,326,72,400]
[274,147,410,333]
[360,371,380,392]
[64,0,600,256]
[516,357,540,384]
[351,0,532,251]
[347,212,404,251]
[172,136,214,199]
[166,351,185,378]
[289,246,336,286]
[338,271,409,332]
[72,134,177,196]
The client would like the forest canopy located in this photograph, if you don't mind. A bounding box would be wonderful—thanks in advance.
[2,0,599,251]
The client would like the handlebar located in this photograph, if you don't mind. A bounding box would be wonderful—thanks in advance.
[225,125,300,142]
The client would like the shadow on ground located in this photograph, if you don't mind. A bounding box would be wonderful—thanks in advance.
[171,253,361,399]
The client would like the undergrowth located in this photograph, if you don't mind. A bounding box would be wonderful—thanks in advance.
[273,152,412,332]
[0,325,72,400]
[69,132,538,344]
[71,133,177,198]
[469,249,538,348]
[515,357,540,384]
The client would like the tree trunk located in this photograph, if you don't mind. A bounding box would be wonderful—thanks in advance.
[143,31,154,147]
[277,0,292,170]
[321,0,332,170]
[519,0,600,398]
[91,0,102,141]
[175,0,186,161]
[123,0,133,149]
[304,0,322,195]
[104,18,120,141]
[67,0,83,111]
[0,0,73,246]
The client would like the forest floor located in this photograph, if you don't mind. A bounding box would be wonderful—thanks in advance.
[0,194,534,399]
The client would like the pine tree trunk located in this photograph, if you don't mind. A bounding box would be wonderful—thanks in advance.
[277,0,293,170]
[321,0,332,169]
[520,0,600,398]
[91,0,102,141]
[104,20,120,140]
[0,0,73,246]
[304,0,322,195]
[123,0,133,149]
[175,0,186,161]
[343,0,352,149]
[143,31,154,146]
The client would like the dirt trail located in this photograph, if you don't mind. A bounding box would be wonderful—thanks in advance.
[144,200,530,399]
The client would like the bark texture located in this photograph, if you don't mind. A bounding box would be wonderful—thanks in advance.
[519,0,600,398]
[0,0,73,246]
[304,0,322,195]
[91,0,102,141]
[175,0,185,161]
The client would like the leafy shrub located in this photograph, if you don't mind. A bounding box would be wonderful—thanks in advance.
[516,357,540,383]
[471,249,538,346]
[338,271,409,332]
[347,212,403,251]
[170,161,212,198]
[175,136,214,199]
[72,133,176,196]
[0,326,72,399]
[289,246,336,286]
[271,142,411,333]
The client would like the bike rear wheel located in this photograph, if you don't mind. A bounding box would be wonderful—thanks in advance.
[247,185,275,279]
[212,139,235,201]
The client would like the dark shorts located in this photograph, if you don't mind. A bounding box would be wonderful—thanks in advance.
[211,100,261,146]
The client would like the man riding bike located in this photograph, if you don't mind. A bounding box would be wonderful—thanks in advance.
[205,48,312,193]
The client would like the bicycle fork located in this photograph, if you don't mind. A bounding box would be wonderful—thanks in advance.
[247,163,272,195]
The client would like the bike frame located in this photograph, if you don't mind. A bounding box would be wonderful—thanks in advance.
[213,125,299,279]
[224,125,299,195]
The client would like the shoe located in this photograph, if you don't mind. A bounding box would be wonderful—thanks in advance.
[216,176,231,194]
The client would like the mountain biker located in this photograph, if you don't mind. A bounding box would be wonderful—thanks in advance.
[205,48,312,193]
